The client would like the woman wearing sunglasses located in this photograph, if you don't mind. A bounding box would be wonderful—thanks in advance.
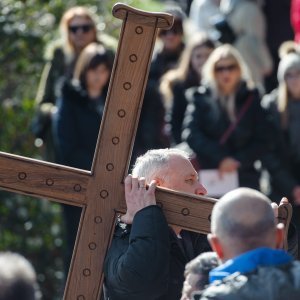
[32,6,102,162]
[182,44,269,191]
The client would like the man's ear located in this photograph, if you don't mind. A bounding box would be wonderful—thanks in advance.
[275,223,285,249]
[208,233,224,260]
[154,177,163,187]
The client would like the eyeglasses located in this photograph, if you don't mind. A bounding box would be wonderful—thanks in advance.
[69,24,94,34]
[215,64,238,73]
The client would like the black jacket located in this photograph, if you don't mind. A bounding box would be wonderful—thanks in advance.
[261,89,299,200]
[183,82,268,189]
[196,261,300,300]
[149,43,185,82]
[169,77,199,145]
[52,81,106,170]
[131,80,170,165]
[104,205,211,300]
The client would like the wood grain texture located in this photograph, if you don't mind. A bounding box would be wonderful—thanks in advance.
[0,151,89,206]
[64,4,175,299]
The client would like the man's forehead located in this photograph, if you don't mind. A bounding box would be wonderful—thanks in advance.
[169,155,197,174]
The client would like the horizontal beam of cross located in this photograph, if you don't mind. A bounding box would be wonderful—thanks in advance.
[0,151,216,234]
[0,151,89,206]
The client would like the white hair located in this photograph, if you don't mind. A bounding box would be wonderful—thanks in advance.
[132,148,189,183]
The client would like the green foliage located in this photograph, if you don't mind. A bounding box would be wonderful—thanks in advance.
[0,192,65,299]
[0,0,163,299]
[0,96,65,299]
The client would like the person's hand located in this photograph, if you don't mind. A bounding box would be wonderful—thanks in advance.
[272,197,289,221]
[219,157,240,175]
[121,175,157,224]
[271,202,279,219]
[292,186,300,205]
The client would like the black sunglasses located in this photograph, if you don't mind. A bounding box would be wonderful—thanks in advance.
[215,64,238,73]
[69,24,94,34]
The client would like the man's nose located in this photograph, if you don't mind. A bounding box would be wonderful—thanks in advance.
[195,183,207,195]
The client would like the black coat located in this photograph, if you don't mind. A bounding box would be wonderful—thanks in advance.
[261,89,299,200]
[104,205,211,300]
[183,82,268,189]
[52,81,107,271]
[169,77,200,145]
[52,81,106,170]
[131,80,170,166]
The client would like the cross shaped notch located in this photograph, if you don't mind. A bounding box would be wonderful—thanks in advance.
[0,3,292,300]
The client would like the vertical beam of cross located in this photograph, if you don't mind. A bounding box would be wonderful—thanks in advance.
[63,4,173,299]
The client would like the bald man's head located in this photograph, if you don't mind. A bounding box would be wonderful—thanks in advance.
[210,188,277,257]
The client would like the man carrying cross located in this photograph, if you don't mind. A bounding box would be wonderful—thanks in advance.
[104,148,211,300]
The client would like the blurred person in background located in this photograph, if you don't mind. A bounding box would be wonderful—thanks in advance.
[261,52,300,255]
[132,6,187,163]
[0,252,41,300]
[263,0,293,93]
[189,0,221,38]
[52,42,113,274]
[219,0,273,90]
[160,34,216,145]
[32,6,102,161]
[183,44,269,190]
[180,252,219,300]
[149,6,186,82]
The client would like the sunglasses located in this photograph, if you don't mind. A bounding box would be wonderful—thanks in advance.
[215,64,238,73]
[69,24,94,34]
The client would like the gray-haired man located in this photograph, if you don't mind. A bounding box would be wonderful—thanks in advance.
[104,148,210,300]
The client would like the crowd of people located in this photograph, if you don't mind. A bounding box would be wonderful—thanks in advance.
[3,0,299,299]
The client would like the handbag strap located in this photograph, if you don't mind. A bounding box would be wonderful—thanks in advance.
[219,94,254,145]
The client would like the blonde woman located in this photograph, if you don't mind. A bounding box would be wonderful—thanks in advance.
[183,44,269,190]
[32,6,100,161]
[160,34,215,144]
[261,53,300,208]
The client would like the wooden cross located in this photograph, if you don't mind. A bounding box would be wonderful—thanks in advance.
[0,3,292,300]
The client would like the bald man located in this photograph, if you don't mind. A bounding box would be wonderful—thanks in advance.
[194,188,300,300]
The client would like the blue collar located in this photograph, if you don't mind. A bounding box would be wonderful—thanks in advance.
[209,247,293,283]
